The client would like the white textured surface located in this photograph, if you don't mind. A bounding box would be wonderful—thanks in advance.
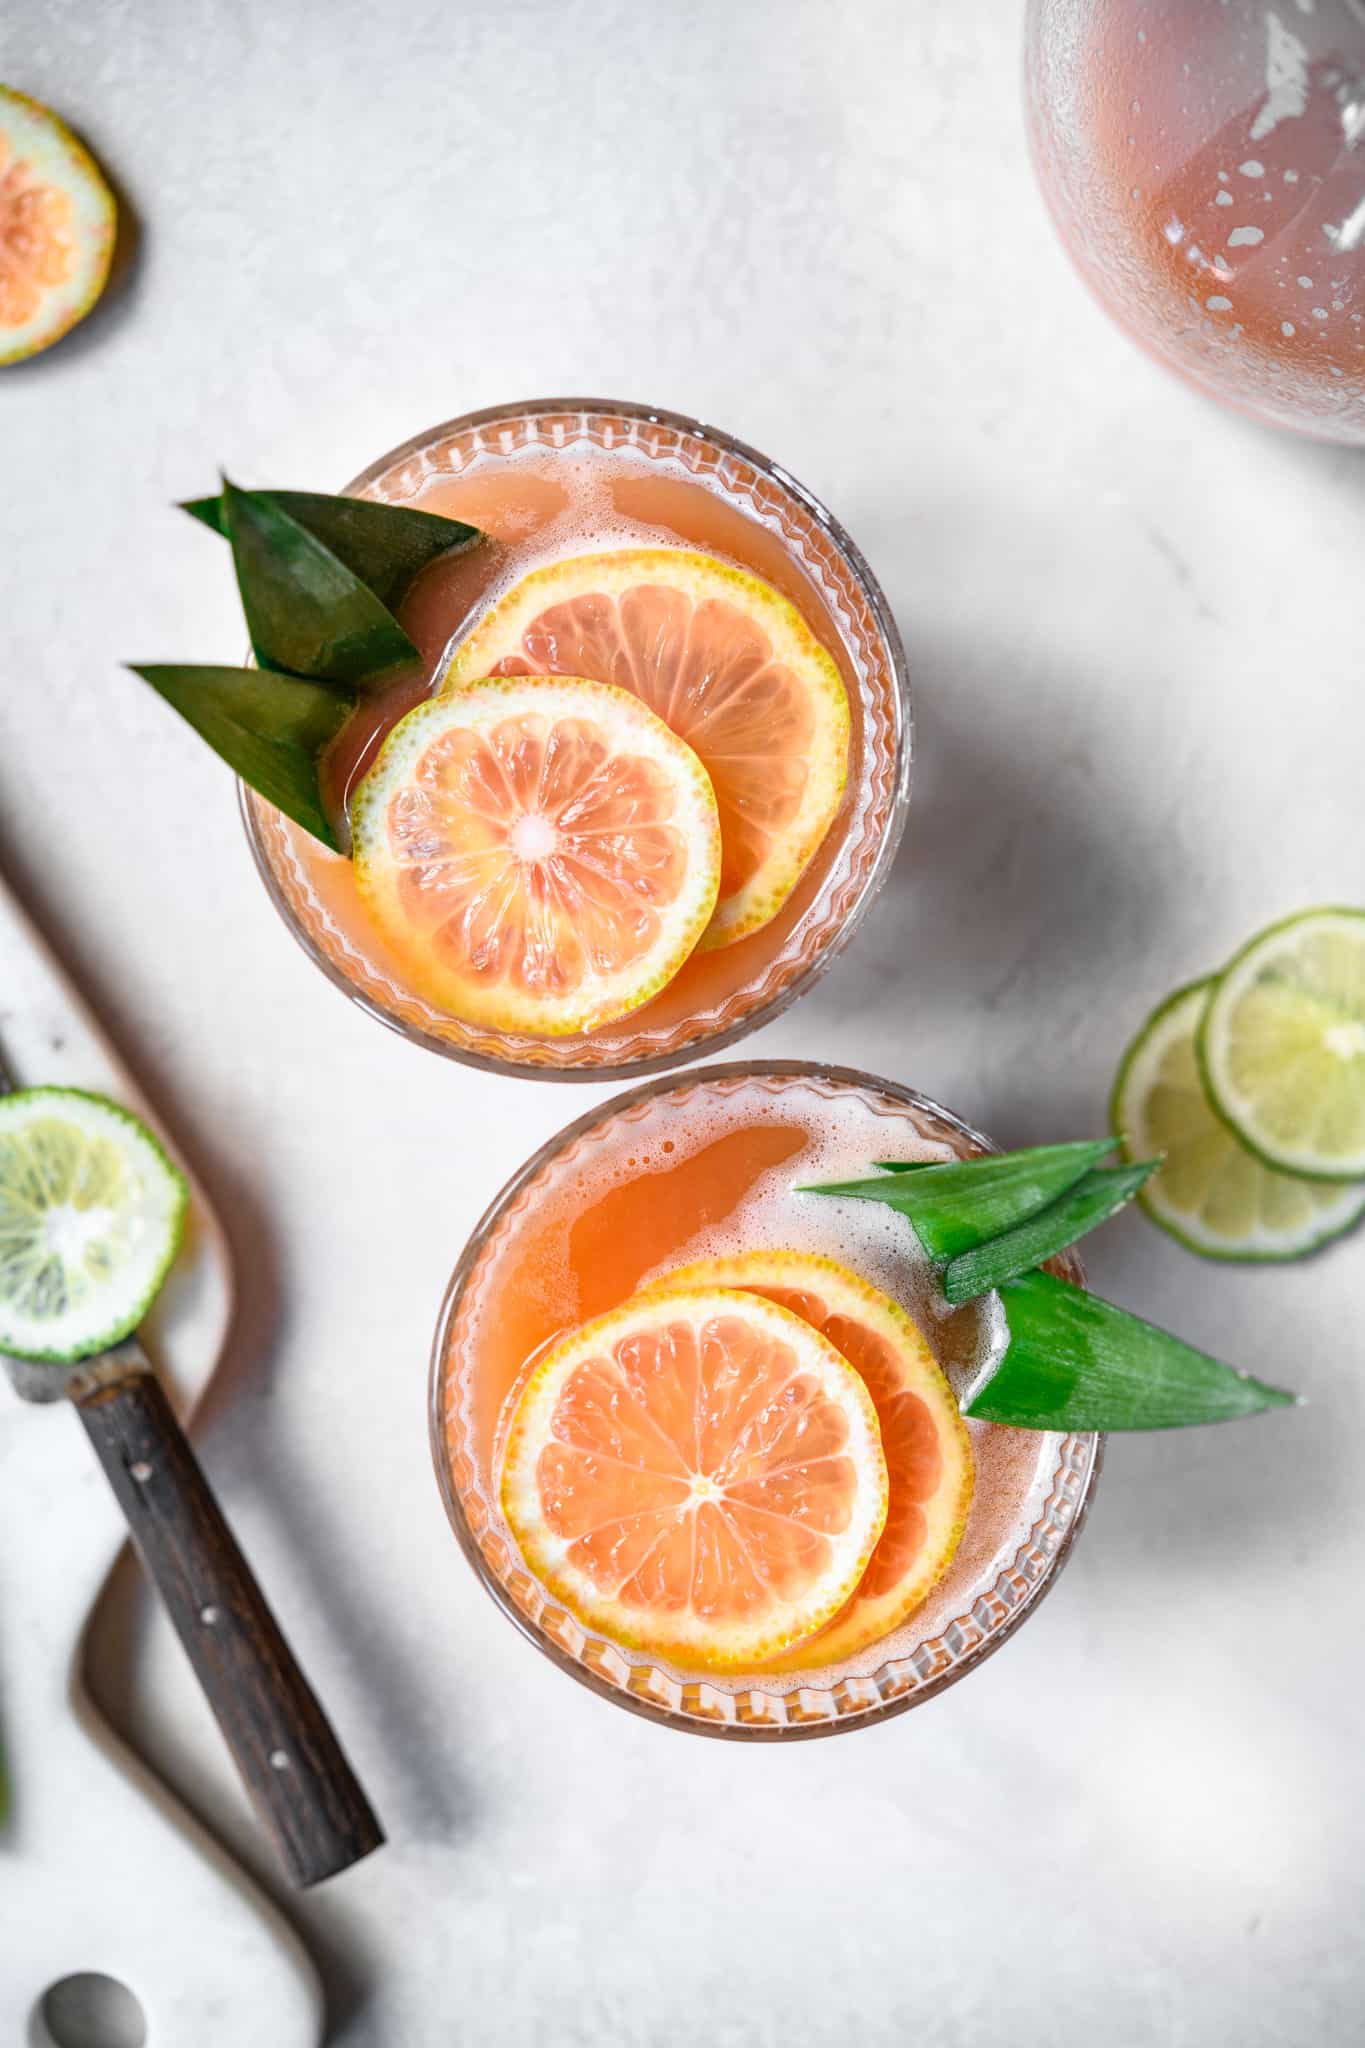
[2,2,1363,2043]
[0,876,320,2045]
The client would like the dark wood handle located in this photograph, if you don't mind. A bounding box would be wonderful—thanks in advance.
[76,1368,384,1887]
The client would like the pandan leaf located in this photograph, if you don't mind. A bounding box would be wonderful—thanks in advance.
[183,488,480,612]
[967,1269,1297,1430]
[182,495,229,534]
[130,664,353,850]
[220,478,418,687]
[803,1139,1116,1260]
[941,1160,1159,1305]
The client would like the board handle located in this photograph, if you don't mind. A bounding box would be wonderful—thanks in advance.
[76,1366,384,1887]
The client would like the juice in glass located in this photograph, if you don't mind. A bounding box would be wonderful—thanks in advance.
[432,1063,1100,1737]
[1028,0,1365,441]
[245,400,910,1077]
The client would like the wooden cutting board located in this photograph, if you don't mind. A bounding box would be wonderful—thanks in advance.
[0,871,323,2045]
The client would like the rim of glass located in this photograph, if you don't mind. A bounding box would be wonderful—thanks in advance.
[240,395,913,1081]
[428,1057,1104,1741]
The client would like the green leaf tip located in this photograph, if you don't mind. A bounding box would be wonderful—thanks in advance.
[802,1139,1118,1260]
[967,1269,1298,1431]
[181,493,227,535]
[146,481,487,841]
[129,663,353,850]
[941,1158,1160,1305]
[181,483,481,610]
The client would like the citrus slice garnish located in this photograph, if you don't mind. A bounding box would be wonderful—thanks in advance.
[352,676,721,1036]
[500,1285,889,1669]
[0,1088,187,1363]
[1114,979,1365,1260]
[440,548,850,949]
[0,88,116,365]
[652,1252,973,1668]
[1197,907,1365,1181]
[1116,978,1365,1259]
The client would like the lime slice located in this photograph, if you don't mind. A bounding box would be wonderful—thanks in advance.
[1114,979,1365,1259]
[0,1088,188,1363]
[1197,908,1365,1181]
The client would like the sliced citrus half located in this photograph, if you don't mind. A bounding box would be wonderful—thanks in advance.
[1,88,116,365]
[1197,907,1365,1181]
[1114,979,1365,1260]
[651,1253,973,1668]
[440,548,850,949]
[500,1285,889,1669]
[0,1087,187,1363]
[351,676,721,1036]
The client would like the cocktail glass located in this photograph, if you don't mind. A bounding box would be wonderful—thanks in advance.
[244,399,912,1078]
[430,1059,1101,1739]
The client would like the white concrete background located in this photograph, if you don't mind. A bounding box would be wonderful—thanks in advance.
[3,1,1363,2042]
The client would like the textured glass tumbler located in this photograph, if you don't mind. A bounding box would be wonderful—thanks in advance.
[1028,0,1365,443]
[430,1060,1102,1740]
[244,398,912,1079]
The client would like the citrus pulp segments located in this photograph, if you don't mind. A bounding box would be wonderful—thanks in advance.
[0,1087,188,1363]
[1197,907,1365,1181]
[438,548,851,949]
[1113,980,1365,1260]
[500,1285,889,1670]
[652,1252,973,1668]
[351,676,721,1037]
[0,88,116,365]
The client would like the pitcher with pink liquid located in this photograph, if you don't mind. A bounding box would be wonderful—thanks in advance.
[1028,0,1365,442]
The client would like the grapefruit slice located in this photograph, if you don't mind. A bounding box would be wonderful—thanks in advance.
[653,1253,973,1669]
[0,88,116,365]
[440,549,850,949]
[500,1285,889,1669]
[352,676,721,1036]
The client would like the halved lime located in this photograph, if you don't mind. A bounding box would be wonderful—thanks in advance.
[0,1088,188,1363]
[1197,908,1365,1181]
[1113,979,1365,1260]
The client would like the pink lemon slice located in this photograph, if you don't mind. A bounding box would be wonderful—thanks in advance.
[440,549,850,949]
[352,676,720,1036]
[655,1252,973,1669]
[0,88,116,364]
[500,1285,889,1670]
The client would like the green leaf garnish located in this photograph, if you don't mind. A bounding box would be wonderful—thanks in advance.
[941,1160,1159,1305]
[811,1138,1298,1431]
[220,478,419,687]
[183,488,481,612]
[129,664,353,850]
[135,479,482,848]
[967,1269,1297,1430]
[803,1139,1116,1260]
